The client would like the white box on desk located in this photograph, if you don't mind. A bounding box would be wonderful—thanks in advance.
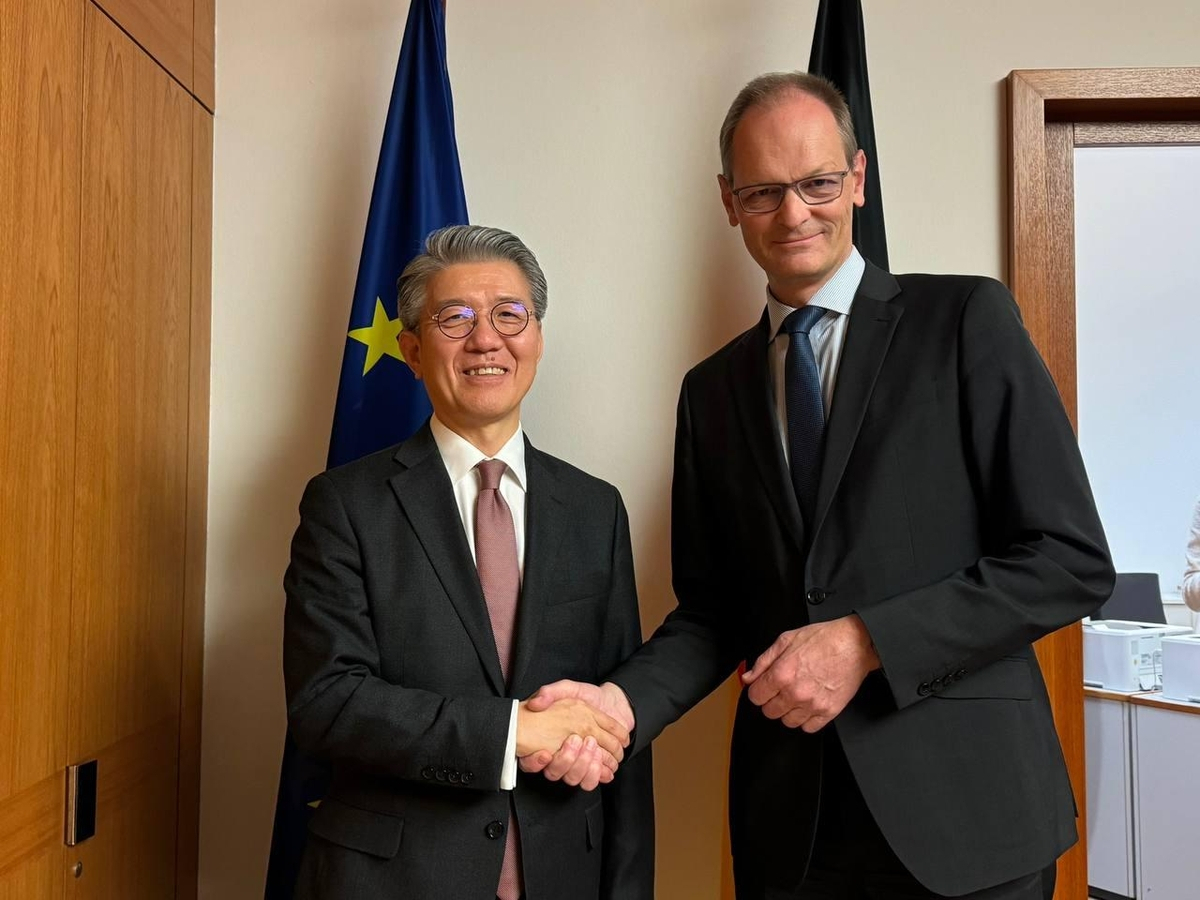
[1082,620,1192,692]
[1160,633,1200,702]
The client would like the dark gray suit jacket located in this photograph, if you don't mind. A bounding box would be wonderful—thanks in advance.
[611,263,1113,897]
[284,426,654,899]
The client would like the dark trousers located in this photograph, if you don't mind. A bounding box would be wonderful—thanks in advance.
[738,734,1056,900]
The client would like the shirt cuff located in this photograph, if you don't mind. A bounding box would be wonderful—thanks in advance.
[500,699,519,790]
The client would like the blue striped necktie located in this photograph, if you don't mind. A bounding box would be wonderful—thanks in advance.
[783,304,828,526]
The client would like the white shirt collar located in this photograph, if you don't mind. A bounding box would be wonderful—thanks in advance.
[767,245,865,341]
[429,416,528,492]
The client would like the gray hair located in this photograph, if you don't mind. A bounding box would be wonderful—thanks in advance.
[396,224,548,331]
[718,72,858,183]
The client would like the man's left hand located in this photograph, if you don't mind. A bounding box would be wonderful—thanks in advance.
[741,614,880,732]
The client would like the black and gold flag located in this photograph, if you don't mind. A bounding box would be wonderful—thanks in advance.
[809,0,889,270]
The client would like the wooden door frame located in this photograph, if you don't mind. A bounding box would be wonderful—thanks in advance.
[1007,66,1200,899]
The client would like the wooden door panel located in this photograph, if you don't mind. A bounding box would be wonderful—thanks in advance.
[71,7,192,894]
[0,774,65,890]
[0,845,64,900]
[175,102,213,900]
[0,0,81,892]
[64,723,178,900]
[194,0,214,110]
[90,0,194,95]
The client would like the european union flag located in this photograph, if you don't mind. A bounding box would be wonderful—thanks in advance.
[265,1,467,895]
[328,0,469,468]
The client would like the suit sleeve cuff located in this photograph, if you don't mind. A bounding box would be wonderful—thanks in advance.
[500,700,519,790]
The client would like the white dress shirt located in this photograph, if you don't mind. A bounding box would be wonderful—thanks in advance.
[429,416,527,789]
[766,246,866,460]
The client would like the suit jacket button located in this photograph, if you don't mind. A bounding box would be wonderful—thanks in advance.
[917,682,931,696]
[931,677,944,692]
[954,669,967,680]
[421,766,434,780]
[485,820,505,840]
[462,771,474,785]
[448,770,461,784]
[806,588,826,605]
[435,768,448,782]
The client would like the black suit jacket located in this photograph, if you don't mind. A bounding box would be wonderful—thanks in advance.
[612,263,1113,897]
[284,425,654,899]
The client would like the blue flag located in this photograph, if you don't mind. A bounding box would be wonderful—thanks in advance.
[265,2,467,895]
[328,0,469,468]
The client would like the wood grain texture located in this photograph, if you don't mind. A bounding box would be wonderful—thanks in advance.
[174,102,212,900]
[193,0,214,111]
[1010,78,1085,900]
[0,772,65,882]
[1083,687,1143,702]
[1008,65,1200,900]
[64,720,180,900]
[92,0,193,94]
[74,0,192,762]
[0,0,81,883]
[1022,68,1200,123]
[1042,123,1077,426]
[0,854,64,900]
[1074,121,1200,146]
[69,8,193,894]
[1012,67,1200,101]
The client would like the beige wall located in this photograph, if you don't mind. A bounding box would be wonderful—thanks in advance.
[202,1,1200,897]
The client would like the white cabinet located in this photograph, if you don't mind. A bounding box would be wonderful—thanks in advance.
[1086,692,1136,898]
[1132,700,1200,898]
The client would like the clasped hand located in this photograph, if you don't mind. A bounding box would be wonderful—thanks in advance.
[741,614,880,732]
[517,681,634,791]
[515,693,631,791]
[514,616,879,791]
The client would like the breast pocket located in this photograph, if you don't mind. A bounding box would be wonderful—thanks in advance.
[543,572,609,607]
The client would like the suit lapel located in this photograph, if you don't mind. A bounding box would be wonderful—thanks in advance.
[812,264,903,539]
[728,312,806,551]
[388,426,506,695]
[509,441,565,696]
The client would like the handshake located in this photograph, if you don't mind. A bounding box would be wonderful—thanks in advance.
[515,680,634,791]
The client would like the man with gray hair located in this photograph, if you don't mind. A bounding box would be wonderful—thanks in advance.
[284,224,654,900]
[526,72,1113,899]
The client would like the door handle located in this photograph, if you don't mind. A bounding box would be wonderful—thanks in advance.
[65,760,98,846]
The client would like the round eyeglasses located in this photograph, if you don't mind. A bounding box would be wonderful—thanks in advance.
[731,169,851,214]
[428,301,532,339]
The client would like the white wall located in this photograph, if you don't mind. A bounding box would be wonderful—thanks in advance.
[1075,145,1200,604]
[203,2,1200,897]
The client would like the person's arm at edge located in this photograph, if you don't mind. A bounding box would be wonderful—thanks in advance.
[1182,497,1200,612]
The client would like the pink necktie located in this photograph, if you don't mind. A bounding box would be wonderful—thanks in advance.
[474,459,522,900]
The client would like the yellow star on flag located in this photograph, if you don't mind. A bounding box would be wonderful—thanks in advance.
[347,298,405,374]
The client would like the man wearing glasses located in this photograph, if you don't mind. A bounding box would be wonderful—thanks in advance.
[526,73,1113,899]
[283,225,654,900]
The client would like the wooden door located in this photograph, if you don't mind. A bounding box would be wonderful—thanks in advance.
[1008,66,1200,900]
[0,0,82,895]
[63,6,193,895]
